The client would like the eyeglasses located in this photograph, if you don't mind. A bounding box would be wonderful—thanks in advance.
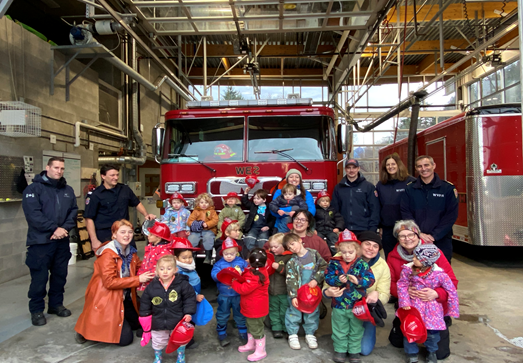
[294,218,307,223]
[398,232,417,241]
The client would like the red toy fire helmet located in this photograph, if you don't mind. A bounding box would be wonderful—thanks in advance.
[296,284,322,314]
[148,221,172,241]
[165,320,195,353]
[172,237,199,251]
[245,175,260,189]
[336,229,361,246]
[315,190,330,204]
[216,267,245,285]
[352,297,376,325]
[220,237,242,255]
[265,251,275,275]
[169,192,188,206]
[224,191,241,202]
[398,307,428,344]
[220,218,239,240]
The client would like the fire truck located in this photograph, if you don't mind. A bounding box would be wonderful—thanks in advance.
[379,104,522,247]
[153,98,349,214]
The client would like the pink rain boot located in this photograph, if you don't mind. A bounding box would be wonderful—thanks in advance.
[247,336,267,362]
[238,333,255,353]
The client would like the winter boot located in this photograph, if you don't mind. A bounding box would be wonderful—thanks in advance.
[247,336,267,362]
[238,333,256,353]
[203,250,213,265]
[239,332,248,345]
[176,346,186,363]
[348,353,362,363]
[426,352,437,363]
[154,349,163,363]
[218,334,231,347]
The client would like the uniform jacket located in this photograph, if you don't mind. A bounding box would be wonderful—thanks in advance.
[268,251,294,296]
[325,256,375,309]
[241,195,275,233]
[160,206,190,234]
[314,204,345,234]
[271,187,316,216]
[400,173,459,241]
[187,206,219,234]
[211,256,249,296]
[232,267,270,318]
[397,263,460,330]
[139,274,197,331]
[331,173,380,232]
[137,240,176,291]
[217,204,246,233]
[387,242,458,312]
[22,171,78,246]
[376,176,416,228]
[74,240,141,344]
[286,248,327,299]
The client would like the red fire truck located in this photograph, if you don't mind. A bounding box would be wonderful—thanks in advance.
[153,98,349,214]
[379,104,522,247]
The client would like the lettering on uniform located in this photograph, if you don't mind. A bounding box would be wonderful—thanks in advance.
[356,188,363,193]
[433,193,445,197]
[235,166,260,175]
[396,189,405,192]
[25,193,35,198]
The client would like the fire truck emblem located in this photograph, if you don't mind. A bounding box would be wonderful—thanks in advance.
[486,163,502,174]
[214,144,236,159]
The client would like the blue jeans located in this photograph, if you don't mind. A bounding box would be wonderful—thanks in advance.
[243,228,269,250]
[360,321,376,356]
[215,295,246,336]
[404,330,440,355]
[188,230,215,250]
[285,296,320,335]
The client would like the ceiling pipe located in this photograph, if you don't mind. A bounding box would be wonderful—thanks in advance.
[97,156,147,165]
[74,121,127,148]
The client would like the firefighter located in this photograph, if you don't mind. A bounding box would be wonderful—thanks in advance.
[400,155,459,263]
[84,164,156,250]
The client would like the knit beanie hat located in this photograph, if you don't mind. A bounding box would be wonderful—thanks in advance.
[413,244,440,267]
[286,169,302,180]
[357,231,383,250]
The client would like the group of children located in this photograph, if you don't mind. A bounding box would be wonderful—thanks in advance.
[137,189,458,364]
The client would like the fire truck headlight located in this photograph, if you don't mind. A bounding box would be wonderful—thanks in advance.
[181,184,195,193]
[165,183,180,193]
[302,182,311,190]
[312,182,326,190]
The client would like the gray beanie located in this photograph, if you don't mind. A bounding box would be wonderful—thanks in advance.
[286,169,302,180]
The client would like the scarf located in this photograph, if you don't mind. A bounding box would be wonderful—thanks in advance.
[176,260,196,271]
[114,240,137,276]
[396,240,422,262]
[257,205,267,215]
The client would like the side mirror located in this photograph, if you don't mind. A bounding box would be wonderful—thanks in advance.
[152,123,165,163]
[337,123,352,153]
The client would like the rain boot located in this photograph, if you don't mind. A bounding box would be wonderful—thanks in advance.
[203,250,213,265]
[176,346,186,363]
[154,349,163,363]
[238,333,255,353]
[247,336,267,362]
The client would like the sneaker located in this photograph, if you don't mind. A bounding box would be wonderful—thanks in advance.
[218,334,231,347]
[348,353,362,363]
[426,352,437,363]
[272,331,284,339]
[31,312,46,326]
[47,306,71,317]
[333,352,346,363]
[75,332,87,344]
[305,334,318,349]
[288,334,301,350]
[407,354,419,363]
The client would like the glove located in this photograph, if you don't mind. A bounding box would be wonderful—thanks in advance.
[190,220,205,232]
[139,316,152,346]
[368,300,387,327]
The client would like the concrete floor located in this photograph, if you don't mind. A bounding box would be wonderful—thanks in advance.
[0,243,522,363]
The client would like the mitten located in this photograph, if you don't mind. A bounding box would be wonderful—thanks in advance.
[368,300,387,327]
[190,220,204,232]
[139,315,152,346]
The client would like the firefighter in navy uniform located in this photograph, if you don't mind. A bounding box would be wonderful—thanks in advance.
[22,157,78,326]
[84,164,156,251]
[400,155,458,263]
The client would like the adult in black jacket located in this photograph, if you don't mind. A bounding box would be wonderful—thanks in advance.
[375,153,416,259]
[314,191,344,254]
[242,187,275,252]
[22,157,78,326]
[331,159,380,234]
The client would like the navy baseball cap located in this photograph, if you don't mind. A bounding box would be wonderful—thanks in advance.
[345,158,360,167]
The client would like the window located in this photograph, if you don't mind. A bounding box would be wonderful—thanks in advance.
[468,60,521,107]
[99,81,122,129]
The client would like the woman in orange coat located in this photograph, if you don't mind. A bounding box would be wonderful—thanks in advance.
[74,220,154,346]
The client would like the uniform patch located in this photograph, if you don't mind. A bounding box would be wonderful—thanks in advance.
[206,211,211,218]
[152,296,163,305]
[234,265,242,274]
[254,215,259,221]
[85,197,90,205]
[329,211,334,217]
[454,188,458,198]
[169,290,178,302]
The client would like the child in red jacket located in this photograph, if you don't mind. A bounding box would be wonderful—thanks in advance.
[231,248,270,362]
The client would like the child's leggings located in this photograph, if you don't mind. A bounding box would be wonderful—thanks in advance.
[269,294,289,332]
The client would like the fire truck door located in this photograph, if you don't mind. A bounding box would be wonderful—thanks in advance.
[425,138,447,180]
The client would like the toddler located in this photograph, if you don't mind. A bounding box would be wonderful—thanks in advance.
[137,221,175,291]
[324,230,375,363]
[174,239,204,303]
[211,237,249,347]
[217,192,246,237]
[139,255,196,363]
[284,233,327,351]
[160,192,190,238]
[242,187,275,253]
[232,248,270,362]
[214,218,243,258]
[314,191,345,254]
[267,233,293,338]
[187,193,218,264]
[397,244,459,364]
[270,184,308,233]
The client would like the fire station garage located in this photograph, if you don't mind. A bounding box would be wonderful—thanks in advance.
[0,0,522,362]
